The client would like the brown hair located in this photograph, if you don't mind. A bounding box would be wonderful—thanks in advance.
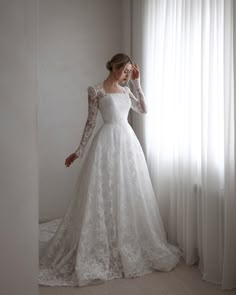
[106,53,133,71]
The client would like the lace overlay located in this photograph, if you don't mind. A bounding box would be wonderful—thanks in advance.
[75,79,146,157]
[75,86,98,157]
[125,79,147,114]
[39,80,180,287]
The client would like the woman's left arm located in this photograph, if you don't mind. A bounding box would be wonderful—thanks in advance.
[127,78,147,114]
[126,63,147,114]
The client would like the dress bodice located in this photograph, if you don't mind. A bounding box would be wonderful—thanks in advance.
[74,79,147,157]
[99,92,131,125]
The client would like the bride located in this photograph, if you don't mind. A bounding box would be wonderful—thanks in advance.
[38,53,180,287]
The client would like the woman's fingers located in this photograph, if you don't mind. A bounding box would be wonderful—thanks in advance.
[65,154,75,167]
[134,64,139,74]
[131,63,140,79]
[65,153,79,167]
[133,63,139,71]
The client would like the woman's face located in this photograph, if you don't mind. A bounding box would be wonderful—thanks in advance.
[114,63,133,83]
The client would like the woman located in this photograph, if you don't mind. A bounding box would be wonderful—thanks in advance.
[39,53,180,287]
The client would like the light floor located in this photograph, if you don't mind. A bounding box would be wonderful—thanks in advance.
[39,262,236,295]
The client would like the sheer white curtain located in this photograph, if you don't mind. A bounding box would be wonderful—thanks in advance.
[131,0,236,289]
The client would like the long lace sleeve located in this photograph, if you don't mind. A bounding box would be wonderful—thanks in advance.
[126,79,147,114]
[74,86,98,157]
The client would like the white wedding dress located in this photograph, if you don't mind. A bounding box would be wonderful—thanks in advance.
[38,79,180,287]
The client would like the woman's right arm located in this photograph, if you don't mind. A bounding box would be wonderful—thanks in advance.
[65,86,98,167]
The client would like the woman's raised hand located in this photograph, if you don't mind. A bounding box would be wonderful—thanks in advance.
[131,63,140,80]
[65,153,78,167]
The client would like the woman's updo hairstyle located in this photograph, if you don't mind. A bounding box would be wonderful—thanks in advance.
[106,53,133,71]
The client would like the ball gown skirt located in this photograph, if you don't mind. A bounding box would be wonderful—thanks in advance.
[38,86,180,287]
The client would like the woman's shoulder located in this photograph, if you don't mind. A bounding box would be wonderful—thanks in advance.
[87,83,103,94]
[87,83,105,100]
[123,85,130,92]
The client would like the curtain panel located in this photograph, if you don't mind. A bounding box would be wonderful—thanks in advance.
[131,0,236,289]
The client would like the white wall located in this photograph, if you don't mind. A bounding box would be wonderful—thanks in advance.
[38,0,124,220]
[0,1,38,295]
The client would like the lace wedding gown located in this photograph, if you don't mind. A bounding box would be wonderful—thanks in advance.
[38,79,180,287]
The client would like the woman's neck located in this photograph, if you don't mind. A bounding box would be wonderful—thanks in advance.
[103,74,119,88]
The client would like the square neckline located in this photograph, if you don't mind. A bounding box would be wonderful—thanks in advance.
[101,82,126,95]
